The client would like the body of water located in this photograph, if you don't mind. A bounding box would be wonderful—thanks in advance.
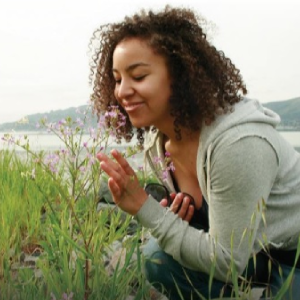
[0,131,144,168]
[1,131,299,154]
[278,131,300,151]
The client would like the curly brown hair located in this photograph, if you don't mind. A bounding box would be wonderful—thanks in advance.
[89,6,247,143]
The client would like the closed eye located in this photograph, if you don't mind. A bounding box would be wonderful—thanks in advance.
[114,74,147,84]
[134,75,147,81]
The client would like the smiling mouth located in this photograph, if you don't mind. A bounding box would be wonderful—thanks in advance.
[123,102,144,112]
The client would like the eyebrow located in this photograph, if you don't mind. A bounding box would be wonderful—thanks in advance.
[112,62,150,73]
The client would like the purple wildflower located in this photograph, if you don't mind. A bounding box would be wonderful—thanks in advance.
[1,134,15,145]
[97,114,106,128]
[62,292,74,300]
[60,148,69,155]
[76,118,84,127]
[63,127,72,137]
[104,110,118,119]
[79,166,86,173]
[44,153,60,174]
[89,127,96,139]
[162,170,169,182]
[153,156,162,164]
[168,161,175,172]
[87,153,96,165]
[58,119,66,126]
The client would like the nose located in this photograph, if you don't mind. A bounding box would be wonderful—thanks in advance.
[115,79,134,100]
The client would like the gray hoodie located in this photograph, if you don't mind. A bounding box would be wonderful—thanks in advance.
[136,97,300,282]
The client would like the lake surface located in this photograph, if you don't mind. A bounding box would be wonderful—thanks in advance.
[1,131,300,154]
[0,131,144,168]
[278,131,300,150]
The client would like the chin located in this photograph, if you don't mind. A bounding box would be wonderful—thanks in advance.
[129,118,151,129]
[131,122,149,129]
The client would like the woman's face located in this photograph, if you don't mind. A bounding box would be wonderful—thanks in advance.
[112,38,173,130]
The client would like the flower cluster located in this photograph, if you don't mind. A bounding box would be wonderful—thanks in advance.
[152,151,176,182]
[1,133,29,150]
[104,105,127,143]
[1,133,15,145]
[44,153,60,174]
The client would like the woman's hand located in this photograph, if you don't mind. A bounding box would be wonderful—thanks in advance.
[97,149,148,215]
[160,193,194,223]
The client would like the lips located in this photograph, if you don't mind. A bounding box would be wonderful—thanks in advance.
[123,102,144,112]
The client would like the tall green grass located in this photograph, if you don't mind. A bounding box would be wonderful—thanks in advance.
[0,148,151,300]
[0,107,151,300]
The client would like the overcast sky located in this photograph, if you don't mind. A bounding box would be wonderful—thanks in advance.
[0,0,299,123]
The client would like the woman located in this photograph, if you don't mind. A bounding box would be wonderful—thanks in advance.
[92,6,300,300]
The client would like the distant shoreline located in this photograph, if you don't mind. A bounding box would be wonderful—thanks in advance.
[1,131,299,154]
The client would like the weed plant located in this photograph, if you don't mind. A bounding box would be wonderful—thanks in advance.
[0,106,150,300]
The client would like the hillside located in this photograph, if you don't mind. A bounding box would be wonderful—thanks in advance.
[264,97,300,129]
[0,97,299,132]
[0,105,96,132]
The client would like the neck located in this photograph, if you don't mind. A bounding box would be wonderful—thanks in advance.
[163,129,200,156]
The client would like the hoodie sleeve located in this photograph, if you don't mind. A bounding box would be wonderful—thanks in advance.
[136,135,278,282]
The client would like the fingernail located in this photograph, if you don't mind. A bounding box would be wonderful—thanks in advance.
[111,149,118,155]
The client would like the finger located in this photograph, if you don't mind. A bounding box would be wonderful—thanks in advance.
[96,152,108,163]
[100,161,123,182]
[170,193,185,213]
[97,153,121,179]
[107,177,121,204]
[183,205,195,223]
[170,193,176,200]
[176,196,191,219]
[159,198,169,207]
[111,149,135,176]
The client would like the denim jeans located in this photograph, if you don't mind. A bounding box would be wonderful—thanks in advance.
[143,238,300,300]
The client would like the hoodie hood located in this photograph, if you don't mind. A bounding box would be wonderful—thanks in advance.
[199,97,281,150]
[144,97,281,151]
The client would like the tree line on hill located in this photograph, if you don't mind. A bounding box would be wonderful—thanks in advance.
[264,97,300,130]
[0,105,98,132]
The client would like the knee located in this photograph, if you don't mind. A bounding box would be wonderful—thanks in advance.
[143,238,169,284]
[143,239,174,289]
